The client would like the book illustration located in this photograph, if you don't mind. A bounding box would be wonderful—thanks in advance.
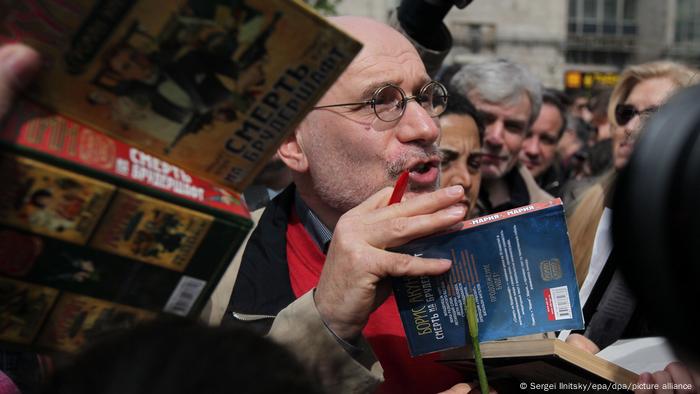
[393,200,584,356]
[0,229,44,277]
[2,0,362,190]
[0,153,115,244]
[37,292,155,352]
[84,4,276,153]
[89,190,213,271]
[0,277,59,344]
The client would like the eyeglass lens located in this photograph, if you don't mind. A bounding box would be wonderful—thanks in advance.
[374,85,405,122]
[373,82,448,122]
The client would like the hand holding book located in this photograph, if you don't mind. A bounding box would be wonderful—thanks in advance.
[316,184,466,340]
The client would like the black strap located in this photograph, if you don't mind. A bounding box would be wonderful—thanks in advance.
[576,248,639,349]
[583,269,637,349]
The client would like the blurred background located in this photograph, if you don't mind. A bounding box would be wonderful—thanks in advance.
[307,0,700,92]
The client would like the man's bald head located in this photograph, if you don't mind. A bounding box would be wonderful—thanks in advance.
[328,16,421,61]
[316,16,428,107]
[278,16,438,228]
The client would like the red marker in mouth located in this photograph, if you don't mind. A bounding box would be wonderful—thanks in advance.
[389,170,409,205]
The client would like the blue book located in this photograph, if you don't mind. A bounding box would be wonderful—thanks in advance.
[392,199,584,357]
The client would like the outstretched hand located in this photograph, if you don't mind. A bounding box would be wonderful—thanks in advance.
[315,184,466,340]
[0,43,41,120]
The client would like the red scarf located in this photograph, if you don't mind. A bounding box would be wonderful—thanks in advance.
[286,208,462,394]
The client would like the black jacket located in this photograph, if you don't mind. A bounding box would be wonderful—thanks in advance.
[223,185,297,332]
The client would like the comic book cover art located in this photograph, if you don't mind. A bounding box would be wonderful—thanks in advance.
[89,190,213,271]
[0,153,115,244]
[0,277,59,345]
[37,293,155,352]
[1,0,362,191]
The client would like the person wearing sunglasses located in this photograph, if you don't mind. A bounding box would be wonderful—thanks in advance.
[563,61,699,354]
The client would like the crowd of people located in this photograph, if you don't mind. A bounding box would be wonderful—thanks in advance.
[1,3,700,394]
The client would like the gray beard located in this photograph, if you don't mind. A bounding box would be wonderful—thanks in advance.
[311,145,441,215]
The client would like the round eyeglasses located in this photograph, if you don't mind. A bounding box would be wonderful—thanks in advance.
[313,81,449,122]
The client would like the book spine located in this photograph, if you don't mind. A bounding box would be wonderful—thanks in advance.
[460,199,563,231]
[1,100,250,219]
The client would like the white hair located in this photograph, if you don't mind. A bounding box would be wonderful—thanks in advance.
[451,60,543,126]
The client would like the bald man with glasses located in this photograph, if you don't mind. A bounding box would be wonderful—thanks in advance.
[0,16,479,393]
[223,16,475,394]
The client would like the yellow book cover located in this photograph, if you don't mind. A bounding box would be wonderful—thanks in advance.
[1,0,362,190]
[37,292,156,352]
[0,277,59,345]
[89,189,213,271]
[0,153,115,244]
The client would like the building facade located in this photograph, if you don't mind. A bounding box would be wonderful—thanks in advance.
[335,0,699,89]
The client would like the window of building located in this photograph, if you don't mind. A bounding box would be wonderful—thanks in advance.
[567,0,636,66]
[676,0,700,43]
[603,0,617,34]
[568,0,638,36]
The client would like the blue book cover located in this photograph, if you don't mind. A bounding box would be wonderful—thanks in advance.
[392,199,584,357]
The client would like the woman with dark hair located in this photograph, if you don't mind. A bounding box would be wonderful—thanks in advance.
[438,88,485,219]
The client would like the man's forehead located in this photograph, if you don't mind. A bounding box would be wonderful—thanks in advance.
[534,103,564,134]
[358,74,431,95]
[469,91,531,120]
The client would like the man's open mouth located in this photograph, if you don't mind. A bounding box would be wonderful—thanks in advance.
[406,159,440,187]
[410,161,435,174]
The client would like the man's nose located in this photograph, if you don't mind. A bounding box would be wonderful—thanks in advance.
[522,136,540,157]
[484,121,505,147]
[395,101,440,146]
[450,166,473,191]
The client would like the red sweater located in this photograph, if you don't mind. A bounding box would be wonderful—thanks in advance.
[285,209,462,393]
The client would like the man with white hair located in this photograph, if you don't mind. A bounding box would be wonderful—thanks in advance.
[451,60,552,215]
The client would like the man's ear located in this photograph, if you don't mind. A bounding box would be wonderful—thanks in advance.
[277,132,309,173]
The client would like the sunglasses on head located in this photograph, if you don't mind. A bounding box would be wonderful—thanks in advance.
[614,103,659,126]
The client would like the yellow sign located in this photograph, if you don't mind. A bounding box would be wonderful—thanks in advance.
[565,70,619,89]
